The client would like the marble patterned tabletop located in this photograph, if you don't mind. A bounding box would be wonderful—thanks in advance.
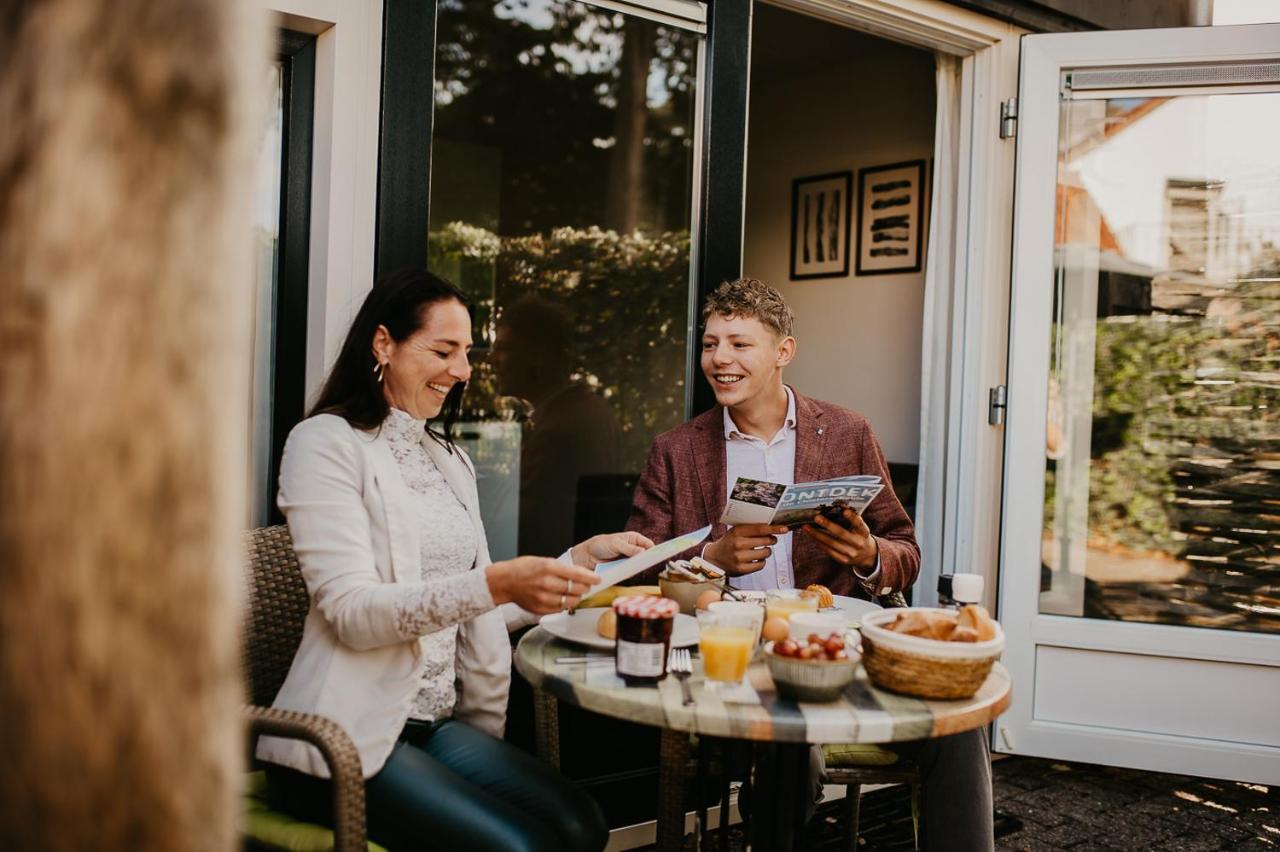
[514,627,1012,745]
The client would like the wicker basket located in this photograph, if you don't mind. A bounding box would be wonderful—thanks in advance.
[859,608,1004,700]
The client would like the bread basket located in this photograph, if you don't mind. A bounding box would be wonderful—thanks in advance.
[858,607,1004,700]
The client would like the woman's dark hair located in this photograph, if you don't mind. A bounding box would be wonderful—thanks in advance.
[309,269,472,449]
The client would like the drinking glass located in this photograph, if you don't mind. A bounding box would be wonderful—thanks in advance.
[696,608,757,688]
[765,589,820,624]
[707,600,765,645]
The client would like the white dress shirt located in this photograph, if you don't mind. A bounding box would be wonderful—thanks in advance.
[720,388,799,591]
[714,387,881,590]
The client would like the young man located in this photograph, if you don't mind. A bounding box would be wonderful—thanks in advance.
[627,277,993,852]
[627,277,918,597]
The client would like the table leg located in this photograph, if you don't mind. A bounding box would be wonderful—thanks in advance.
[532,688,560,770]
[748,742,811,852]
[718,739,732,852]
[657,728,690,852]
[695,736,708,850]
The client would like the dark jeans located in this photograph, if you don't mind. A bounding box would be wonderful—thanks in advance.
[885,728,994,852]
[734,729,994,852]
[265,718,608,852]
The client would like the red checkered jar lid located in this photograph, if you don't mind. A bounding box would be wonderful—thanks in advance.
[612,595,678,620]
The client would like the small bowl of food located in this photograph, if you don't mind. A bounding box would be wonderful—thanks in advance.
[858,605,1004,699]
[764,632,859,702]
[659,558,727,615]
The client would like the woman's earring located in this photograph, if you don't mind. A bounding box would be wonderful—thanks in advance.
[373,361,385,384]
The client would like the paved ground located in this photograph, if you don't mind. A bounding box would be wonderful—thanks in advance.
[657,755,1279,850]
[984,756,1278,852]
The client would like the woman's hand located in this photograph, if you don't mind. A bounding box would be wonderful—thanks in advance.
[569,531,655,570]
[485,557,601,614]
[802,508,878,572]
[703,524,788,576]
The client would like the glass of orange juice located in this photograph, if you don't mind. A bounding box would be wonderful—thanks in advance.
[696,608,757,687]
[765,589,820,624]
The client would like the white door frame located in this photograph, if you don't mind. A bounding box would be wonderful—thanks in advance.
[999,24,1280,783]
[765,0,1026,612]
[256,0,384,405]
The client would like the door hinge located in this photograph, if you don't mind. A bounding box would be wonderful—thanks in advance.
[1000,97,1017,139]
[999,726,1016,751]
[988,385,1008,426]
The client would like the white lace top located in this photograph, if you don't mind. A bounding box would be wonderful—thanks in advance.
[382,408,488,722]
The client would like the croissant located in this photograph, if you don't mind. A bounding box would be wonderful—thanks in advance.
[804,584,834,608]
[957,604,998,642]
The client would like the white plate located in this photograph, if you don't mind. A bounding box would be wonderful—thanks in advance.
[539,607,700,650]
[825,595,882,627]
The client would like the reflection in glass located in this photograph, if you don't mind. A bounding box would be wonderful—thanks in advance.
[429,1,699,558]
[1041,89,1280,634]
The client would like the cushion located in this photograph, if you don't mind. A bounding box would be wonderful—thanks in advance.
[244,770,387,852]
[821,743,900,767]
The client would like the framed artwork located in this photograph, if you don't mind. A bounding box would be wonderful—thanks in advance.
[856,159,926,275]
[789,171,852,280]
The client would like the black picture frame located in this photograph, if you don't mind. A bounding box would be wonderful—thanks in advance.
[855,159,926,276]
[789,171,853,281]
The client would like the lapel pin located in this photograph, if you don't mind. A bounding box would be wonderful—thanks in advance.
[817,427,825,436]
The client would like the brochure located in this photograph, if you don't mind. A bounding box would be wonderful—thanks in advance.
[720,475,884,530]
[590,524,713,595]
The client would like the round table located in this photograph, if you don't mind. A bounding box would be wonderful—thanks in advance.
[515,626,1012,851]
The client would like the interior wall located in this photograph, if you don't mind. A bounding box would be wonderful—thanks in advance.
[744,7,935,463]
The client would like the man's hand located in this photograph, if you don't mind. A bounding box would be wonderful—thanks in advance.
[570,530,655,570]
[802,508,878,572]
[703,524,789,576]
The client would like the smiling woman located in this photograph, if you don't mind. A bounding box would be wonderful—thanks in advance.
[260,267,656,851]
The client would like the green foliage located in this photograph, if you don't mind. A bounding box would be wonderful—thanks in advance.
[430,222,690,472]
[1082,261,1280,555]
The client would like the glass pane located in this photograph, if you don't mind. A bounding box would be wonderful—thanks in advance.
[1041,87,1280,634]
[430,0,699,558]
[248,62,284,526]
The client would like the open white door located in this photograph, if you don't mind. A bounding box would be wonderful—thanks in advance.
[998,24,1280,784]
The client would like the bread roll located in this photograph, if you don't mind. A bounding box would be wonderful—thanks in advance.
[889,611,934,637]
[597,609,617,640]
[925,612,958,641]
[958,604,998,642]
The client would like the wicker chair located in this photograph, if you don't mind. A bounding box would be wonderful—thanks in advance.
[244,524,368,852]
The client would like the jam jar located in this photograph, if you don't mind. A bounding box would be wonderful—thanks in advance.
[613,595,679,685]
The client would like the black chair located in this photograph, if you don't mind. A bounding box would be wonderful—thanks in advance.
[886,461,919,523]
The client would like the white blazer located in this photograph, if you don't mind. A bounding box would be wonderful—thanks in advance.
[257,413,512,778]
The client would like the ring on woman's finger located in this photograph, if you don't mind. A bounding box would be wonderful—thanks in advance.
[565,576,573,594]
[560,593,567,610]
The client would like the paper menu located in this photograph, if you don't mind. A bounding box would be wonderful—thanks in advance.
[720,475,883,530]
[590,525,712,594]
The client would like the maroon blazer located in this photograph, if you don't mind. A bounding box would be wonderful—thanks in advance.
[625,389,920,599]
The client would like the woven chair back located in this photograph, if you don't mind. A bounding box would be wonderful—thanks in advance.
[243,524,309,707]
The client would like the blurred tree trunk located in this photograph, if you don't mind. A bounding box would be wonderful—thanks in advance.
[0,1,263,849]
[606,18,655,234]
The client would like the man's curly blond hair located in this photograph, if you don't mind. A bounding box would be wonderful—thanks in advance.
[702,277,795,338]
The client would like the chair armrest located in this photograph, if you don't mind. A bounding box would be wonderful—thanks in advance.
[875,590,909,609]
[245,705,368,852]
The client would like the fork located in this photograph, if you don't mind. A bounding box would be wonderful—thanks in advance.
[669,647,695,706]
